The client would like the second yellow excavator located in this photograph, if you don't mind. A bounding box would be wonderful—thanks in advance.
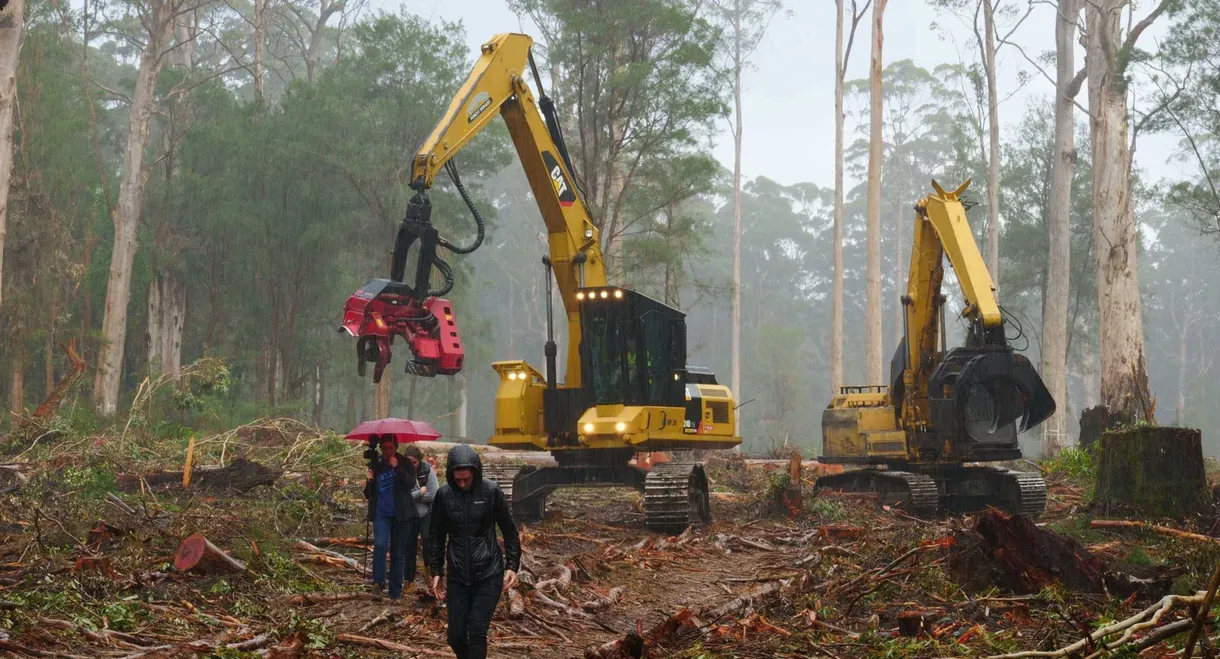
[817,180,1056,517]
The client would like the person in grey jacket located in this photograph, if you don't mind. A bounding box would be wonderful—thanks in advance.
[403,444,438,588]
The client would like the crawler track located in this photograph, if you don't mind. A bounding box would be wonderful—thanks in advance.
[643,463,711,534]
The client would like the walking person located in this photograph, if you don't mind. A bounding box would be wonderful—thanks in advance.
[428,445,520,659]
[363,434,420,600]
[403,444,438,590]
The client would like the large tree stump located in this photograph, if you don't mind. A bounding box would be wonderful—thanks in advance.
[974,509,1106,593]
[175,533,247,574]
[1094,426,1209,518]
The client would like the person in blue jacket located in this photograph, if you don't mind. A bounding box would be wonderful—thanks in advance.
[362,434,420,600]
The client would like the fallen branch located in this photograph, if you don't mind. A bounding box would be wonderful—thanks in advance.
[581,586,625,613]
[359,607,394,633]
[533,564,573,594]
[27,341,87,424]
[532,589,590,618]
[37,616,152,650]
[280,591,377,606]
[702,580,787,621]
[985,591,1207,658]
[293,540,370,575]
[1091,519,1220,545]
[335,633,450,656]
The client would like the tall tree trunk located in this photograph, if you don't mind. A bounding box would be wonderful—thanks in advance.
[894,196,903,341]
[147,276,164,373]
[0,0,24,312]
[457,372,467,439]
[1081,344,1100,410]
[345,387,355,429]
[1040,0,1080,456]
[374,371,391,419]
[1176,320,1187,425]
[8,328,22,421]
[983,0,1001,285]
[832,0,846,396]
[865,0,887,385]
[730,0,744,430]
[93,7,175,416]
[406,374,417,419]
[1086,1,1153,422]
[312,363,324,426]
[252,0,266,102]
[162,273,185,378]
[266,296,279,405]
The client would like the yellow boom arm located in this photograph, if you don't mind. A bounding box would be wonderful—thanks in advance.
[409,33,607,386]
[900,179,1001,424]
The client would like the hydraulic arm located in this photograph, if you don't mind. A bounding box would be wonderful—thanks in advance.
[340,32,740,532]
[818,180,1056,517]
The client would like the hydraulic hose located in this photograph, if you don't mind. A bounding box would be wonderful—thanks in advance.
[439,160,485,255]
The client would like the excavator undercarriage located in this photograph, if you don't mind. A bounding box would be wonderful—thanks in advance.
[815,464,1046,518]
[482,452,710,533]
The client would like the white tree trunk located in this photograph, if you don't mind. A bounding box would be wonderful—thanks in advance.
[146,278,164,373]
[1176,320,1187,425]
[162,272,185,378]
[1040,0,1079,456]
[457,372,468,439]
[730,0,744,440]
[865,0,887,385]
[7,326,22,420]
[1086,0,1153,422]
[0,0,25,312]
[374,370,391,419]
[253,0,266,101]
[831,0,846,396]
[1082,343,1100,410]
[93,8,175,416]
[983,0,1001,285]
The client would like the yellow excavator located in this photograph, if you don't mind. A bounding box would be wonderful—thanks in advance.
[346,33,741,531]
[816,180,1056,517]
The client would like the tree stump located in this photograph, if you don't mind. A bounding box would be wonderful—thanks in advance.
[1094,426,1209,518]
[974,509,1106,593]
[175,533,247,574]
[1079,406,1132,451]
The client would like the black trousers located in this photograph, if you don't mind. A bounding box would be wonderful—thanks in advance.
[446,573,504,659]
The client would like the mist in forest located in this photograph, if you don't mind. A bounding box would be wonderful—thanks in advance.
[2,0,1218,458]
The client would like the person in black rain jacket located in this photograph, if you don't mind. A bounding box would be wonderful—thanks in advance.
[427,445,520,659]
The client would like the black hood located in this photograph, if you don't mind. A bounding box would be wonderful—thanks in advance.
[445,444,482,488]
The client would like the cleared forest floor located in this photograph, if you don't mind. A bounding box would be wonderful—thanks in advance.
[3,421,1220,658]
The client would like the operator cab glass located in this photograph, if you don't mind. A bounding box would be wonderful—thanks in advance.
[577,287,687,407]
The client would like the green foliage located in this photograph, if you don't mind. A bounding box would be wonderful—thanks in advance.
[59,466,118,500]
[1043,445,1096,483]
[1124,546,1154,566]
[809,498,848,522]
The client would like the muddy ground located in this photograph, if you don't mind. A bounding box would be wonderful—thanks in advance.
[3,423,1220,658]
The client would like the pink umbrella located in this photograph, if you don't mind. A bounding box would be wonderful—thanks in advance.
[345,418,442,443]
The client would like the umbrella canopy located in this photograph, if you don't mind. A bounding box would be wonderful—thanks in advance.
[345,418,442,443]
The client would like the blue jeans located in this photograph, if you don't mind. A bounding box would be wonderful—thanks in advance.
[372,516,417,599]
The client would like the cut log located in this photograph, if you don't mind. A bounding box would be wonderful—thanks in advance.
[507,587,525,619]
[293,540,370,575]
[174,533,247,574]
[279,591,375,606]
[117,458,279,493]
[1094,426,1209,517]
[974,509,1105,594]
[1091,520,1220,545]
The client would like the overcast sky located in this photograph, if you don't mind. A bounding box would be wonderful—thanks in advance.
[385,0,1187,193]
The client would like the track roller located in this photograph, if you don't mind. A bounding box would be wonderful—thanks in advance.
[482,464,545,521]
[815,469,939,517]
[643,463,711,534]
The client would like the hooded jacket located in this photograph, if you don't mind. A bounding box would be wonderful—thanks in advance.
[362,451,420,523]
[426,445,521,585]
[412,459,439,518]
